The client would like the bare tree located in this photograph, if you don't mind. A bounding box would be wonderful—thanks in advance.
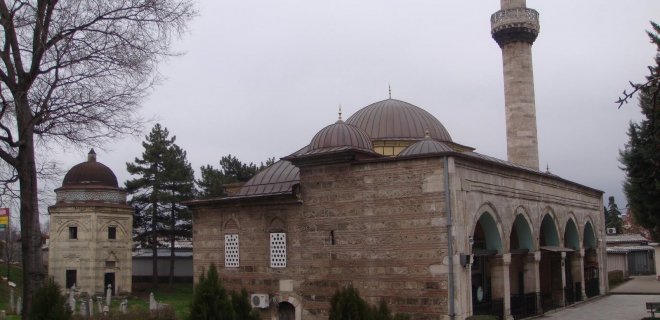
[0,0,195,316]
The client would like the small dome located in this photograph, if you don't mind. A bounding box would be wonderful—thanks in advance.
[346,99,452,142]
[399,136,454,156]
[62,149,118,188]
[309,120,374,152]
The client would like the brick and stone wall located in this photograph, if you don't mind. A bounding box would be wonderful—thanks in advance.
[192,157,449,319]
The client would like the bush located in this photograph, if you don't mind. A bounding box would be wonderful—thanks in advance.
[188,264,260,320]
[466,316,499,320]
[30,277,72,320]
[329,285,409,320]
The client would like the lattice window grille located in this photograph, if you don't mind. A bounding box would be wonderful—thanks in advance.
[224,234,240,268]
[270,233,286,268]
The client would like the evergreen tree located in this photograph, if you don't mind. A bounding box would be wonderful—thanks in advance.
[620,22,660,241]
[161,144,195,285]
[605,196,624,233]
[126,124,194,285]
[197,155,275,198]
[329,286,371,320]
[30,277,71,320]
[189,264,233,320]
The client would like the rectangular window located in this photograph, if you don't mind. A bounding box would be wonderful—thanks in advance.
[270,232,286,268]
[65,269,77,289]
[108,226,117,240]
[224,234,239,268]
[69,226,78,240]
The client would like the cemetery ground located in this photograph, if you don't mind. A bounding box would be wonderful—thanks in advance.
[1,264,193,319]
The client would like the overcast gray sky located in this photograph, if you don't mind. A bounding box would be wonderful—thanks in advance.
[52,0,660,211]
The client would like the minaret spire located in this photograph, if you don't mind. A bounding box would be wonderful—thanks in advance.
[491,0,540,170]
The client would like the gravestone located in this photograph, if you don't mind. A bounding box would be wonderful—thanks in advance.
[106,284,112,306]
[120,298,128,314]
[15,297,21,316]
[9,288,14,313]
[149,292,157,311]
[80,299,88,318]
[89,298,94,316]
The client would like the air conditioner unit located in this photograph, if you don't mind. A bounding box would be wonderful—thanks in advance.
[607,227,617,235]
[250,294,269,309]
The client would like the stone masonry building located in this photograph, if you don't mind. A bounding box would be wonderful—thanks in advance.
[48,150,133,296]
[186,1,607,319]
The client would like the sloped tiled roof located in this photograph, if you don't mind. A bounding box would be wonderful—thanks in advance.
[606,234,650,244]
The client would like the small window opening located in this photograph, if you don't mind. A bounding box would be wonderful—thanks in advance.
[69,226,78,239]
[65,269,77,289]
[331,230,335,245]
[108,226,117,240]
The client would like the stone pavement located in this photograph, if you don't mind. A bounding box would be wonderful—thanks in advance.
[611,275,660,295]
[538,276,660,319]
[538,295,657,320]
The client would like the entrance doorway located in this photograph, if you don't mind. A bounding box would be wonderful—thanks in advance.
[278,302,295,320]
[104,272,115,295]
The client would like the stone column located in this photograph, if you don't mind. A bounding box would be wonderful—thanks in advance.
[560,252,567,307]
[502,253,513,320]
[533,251,542,314]
[578,249,586,300]
[491,0,540,170]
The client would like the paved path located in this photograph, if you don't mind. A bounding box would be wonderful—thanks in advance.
[611,275,660,294]
[538,295,656,320]
[537,276,660,319]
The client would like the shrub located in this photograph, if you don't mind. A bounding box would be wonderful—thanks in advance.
[466,315,499,320]
[329,286,409,320]
[30,277,72,320]
[189,264,232,320]
[188,264,259,320]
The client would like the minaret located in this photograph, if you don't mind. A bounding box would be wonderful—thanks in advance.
[491,0,540,170]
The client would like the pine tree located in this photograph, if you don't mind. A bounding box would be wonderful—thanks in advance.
[197,155,275,198]
[126,124,194,285]
[620,22,660,241]
[605,196,624,233]
[161,144,195,285]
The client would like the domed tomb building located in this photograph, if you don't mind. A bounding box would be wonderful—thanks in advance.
[187,98,606,320]
[48,150,133,295]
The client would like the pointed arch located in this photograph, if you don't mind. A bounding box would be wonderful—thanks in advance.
[472,203,504,254]
[224,218,239,231]
[269,217,287,232]
[564,217,580,250]
[540,212,560,247]
[583,221,597,249]
[511,213,534,251]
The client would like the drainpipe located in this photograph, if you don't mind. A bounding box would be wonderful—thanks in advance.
[444,156,456,319]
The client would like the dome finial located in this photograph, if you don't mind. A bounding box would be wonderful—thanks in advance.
[546,163,551,173]
[88,149,97,162]
[338,104,342,121]
[388,84,392,99]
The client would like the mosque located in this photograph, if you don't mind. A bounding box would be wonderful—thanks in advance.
[186,1,607,319]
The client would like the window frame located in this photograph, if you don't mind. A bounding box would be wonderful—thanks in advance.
[68,226,78,240]
[108,226,117,240]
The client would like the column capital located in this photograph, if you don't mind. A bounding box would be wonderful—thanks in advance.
[503,253,512,264]
[533,251,541,262]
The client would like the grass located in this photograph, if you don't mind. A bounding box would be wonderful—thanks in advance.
[0,263,23,320]
[1,264,193,320]
[129,282,193,319]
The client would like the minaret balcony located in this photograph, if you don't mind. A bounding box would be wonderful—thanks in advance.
[491,8,540,46]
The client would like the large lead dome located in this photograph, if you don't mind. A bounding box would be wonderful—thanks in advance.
[346,99,452,142]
